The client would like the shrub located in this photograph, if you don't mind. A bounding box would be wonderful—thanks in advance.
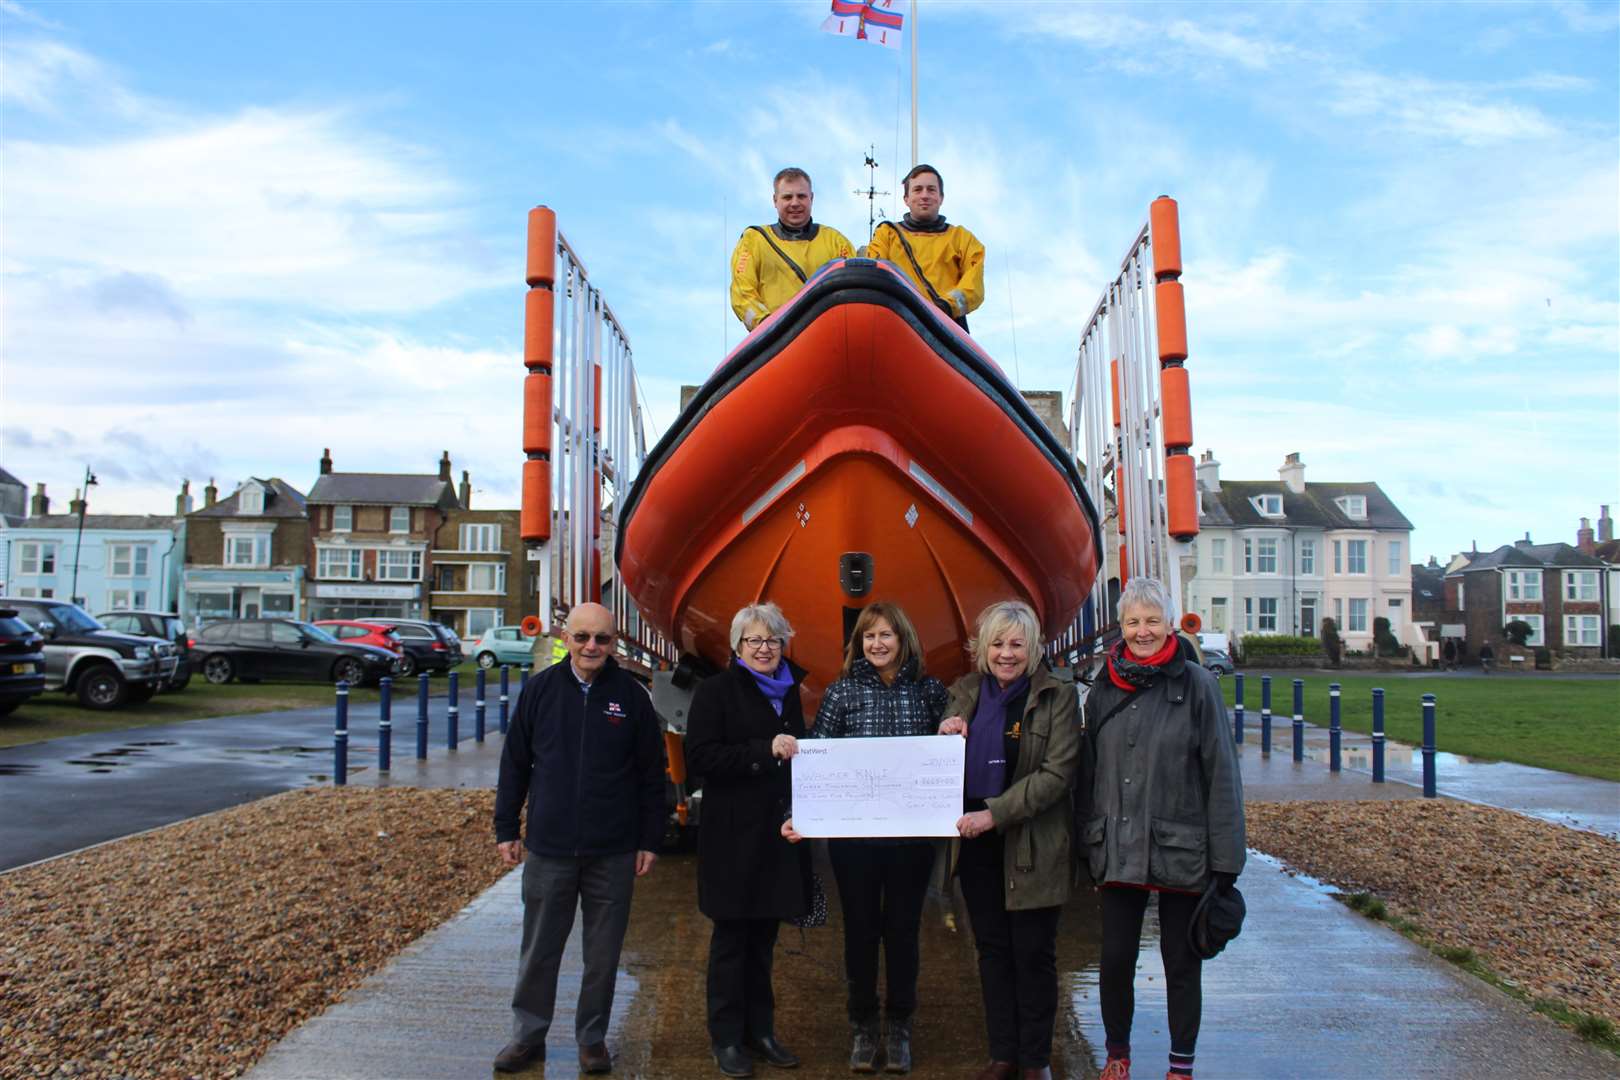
[1321,617,1343,667]
[1236,634,1324,657]
[1372,616,1403,657]
[1609,626,1620,658]
[1503,620,1533,646]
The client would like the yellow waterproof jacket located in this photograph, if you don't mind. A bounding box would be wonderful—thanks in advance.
[729,222,855,329]
[868,220,986,319]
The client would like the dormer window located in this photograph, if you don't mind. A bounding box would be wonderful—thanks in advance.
[1336,495,1367,519]
[238,484,264,515]
[1252,494,1284,517]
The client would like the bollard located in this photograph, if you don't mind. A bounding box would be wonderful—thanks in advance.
[475,667,487,743]
[447,670,460,749]
[416,672,430,760]
[1233,673,1245,744]
[1371,688,1386,783]
[520,663,532,691]
[499,665,511,735]
[1329,682,1342,772]
[378,676,392,772]
[1291,678,1304,763]
[1260,675,1272,755]
[333,680,350,786]
[1421,693,1437,797]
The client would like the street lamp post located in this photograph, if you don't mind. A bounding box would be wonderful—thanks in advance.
[69,466,98,607]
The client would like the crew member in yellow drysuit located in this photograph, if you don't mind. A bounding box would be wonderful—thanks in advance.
[730,167,855,331]
[868,164,985,330]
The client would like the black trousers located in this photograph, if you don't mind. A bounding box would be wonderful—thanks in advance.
[706,917,782,1046]
[1098,885,1202,1057]
[957,832,1062,1068]
[828,839,936,1024]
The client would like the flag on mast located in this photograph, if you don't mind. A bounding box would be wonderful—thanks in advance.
[821,0,905,50]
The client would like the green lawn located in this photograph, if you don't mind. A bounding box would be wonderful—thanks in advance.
[1221,672,1620,781]
[0,660,487,750]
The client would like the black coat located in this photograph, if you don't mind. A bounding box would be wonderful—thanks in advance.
[685,660,812,922]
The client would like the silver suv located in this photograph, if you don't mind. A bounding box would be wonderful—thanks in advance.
[0,597,179,709]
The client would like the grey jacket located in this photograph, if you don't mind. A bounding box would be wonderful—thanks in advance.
[1077,654,1245,890]
[947,663,1079,911]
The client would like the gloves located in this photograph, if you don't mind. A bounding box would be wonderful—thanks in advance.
[1211,871,1237,894]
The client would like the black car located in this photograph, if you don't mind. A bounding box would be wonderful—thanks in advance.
[0,609,47,717]
[190,619,396,687]
[0,596,178,709]
[97,610,191,690]
[365,618,464,676]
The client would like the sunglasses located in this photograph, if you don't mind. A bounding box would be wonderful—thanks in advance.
[570,632,615,645]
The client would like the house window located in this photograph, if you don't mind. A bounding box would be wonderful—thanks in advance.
[1565,615,1601,647]
[263,592,295,614]
[466,608,500,637]
[376,549,423,581]
[1255,494,1283,517]
[435,564,459,592]
[467,562,506,593]
[1334,597,1344,627]
[1256,538,1278,574]
[1512,614,1545,647]
[1564,571,1599,602]
[1300,597,1317,636]
[1243,540,1252,574]
[1300,539,1315,575]
[1347,598,1369,633]
[318,547,362,579]
[1333,541,1342,574]
[1258,597,1278,631]
[17,542,57,576]
[1505,570,1541,601]
[1347,540,1368,575]
[333,505,353,532]
[1337,495,1367,519]
[1387,540,1402,577]
[1210,597,1228,631]
[239,486,264,514]
[460,523,500,552]
[390,507,411,533]
[1244,597,1255,631]
[1210,539,1226,574]
[1457,579,1465,610]
[109,544,151,578]
[225,534,270,568]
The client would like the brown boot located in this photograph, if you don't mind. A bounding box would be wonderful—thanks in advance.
[974,1063,1014,1080]
[492,1041,545,1072]
[579,1041,612,1074]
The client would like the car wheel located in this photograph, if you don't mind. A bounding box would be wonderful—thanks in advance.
[126,683,158,705]
[76,664,129,710]
[394,654,417,678]
[167,670,192,692]
[477,652,497,669]
[203,655,235,685]
[333,657,366,685]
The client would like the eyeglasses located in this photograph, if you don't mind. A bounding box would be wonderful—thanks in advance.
[570,631,615,646]
[740,636,785,651]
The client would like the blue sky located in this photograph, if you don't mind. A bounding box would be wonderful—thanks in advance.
[2,0,1616,563]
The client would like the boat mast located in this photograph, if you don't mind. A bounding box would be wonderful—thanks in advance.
[853,146,891,242]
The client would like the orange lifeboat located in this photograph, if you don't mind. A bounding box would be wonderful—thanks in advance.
[616,259,1102,703]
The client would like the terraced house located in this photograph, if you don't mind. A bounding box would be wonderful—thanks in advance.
[427,472,527,639]
[1186,451,1415,653]
[182,477,309,622]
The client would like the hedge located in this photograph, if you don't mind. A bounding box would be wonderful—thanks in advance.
[1238,635,1324,658]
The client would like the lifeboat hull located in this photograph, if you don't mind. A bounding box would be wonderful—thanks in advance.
[617,260,1101,700]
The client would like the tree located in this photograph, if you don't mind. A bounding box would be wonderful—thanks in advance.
[1372,616,1402,657]
[1503,620,1533,646]
[1321,617,1343,668]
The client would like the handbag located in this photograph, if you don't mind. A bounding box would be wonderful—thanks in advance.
[788,871,828,929]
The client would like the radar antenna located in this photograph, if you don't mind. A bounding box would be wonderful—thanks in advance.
[853,145,891,241]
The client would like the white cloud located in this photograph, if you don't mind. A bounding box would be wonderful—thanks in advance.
[1328,71,1558,144]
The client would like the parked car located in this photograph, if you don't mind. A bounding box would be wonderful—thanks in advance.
[365,618,463,676]
[0,596,179,709]
[190,619,396,686]
[470,625,537,669]
[0,609,47,717]
[314,620,406,673]
[97,610,191,690]
[1201,648,1236,676]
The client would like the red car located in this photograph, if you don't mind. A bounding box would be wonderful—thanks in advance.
[314,620,405,673]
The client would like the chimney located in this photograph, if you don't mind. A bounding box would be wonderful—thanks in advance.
[459,469,472,509]
[1601,505,1614,544]
[319,448,333,475]
[1279,452,1305,494]
[69,487,86,516]
[438,451,453,482]
[204,478,218,508]
[30,483,49,516]
[1576,516,1596,555]
[1514,531,1532,549]
[176,479,193,516]
[1196,450,1221,492]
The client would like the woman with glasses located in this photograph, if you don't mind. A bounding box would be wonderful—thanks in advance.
[783,601,948,1074]
[685,602,814,1078]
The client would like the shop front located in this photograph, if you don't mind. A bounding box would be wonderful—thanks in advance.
[309,582,422,622]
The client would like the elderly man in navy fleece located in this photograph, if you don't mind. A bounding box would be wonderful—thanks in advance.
[492,602,665,1075]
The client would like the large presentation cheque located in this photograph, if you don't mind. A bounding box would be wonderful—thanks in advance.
[792,736,965,838]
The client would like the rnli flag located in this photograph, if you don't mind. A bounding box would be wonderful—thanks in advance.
[821,0,905,50]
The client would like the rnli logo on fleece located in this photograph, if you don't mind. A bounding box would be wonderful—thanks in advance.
[603,700,626,724]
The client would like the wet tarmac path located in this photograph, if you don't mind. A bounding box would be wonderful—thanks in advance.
[0,695,477,870]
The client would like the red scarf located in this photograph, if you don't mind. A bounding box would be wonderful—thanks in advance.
[1106,636,1179,692]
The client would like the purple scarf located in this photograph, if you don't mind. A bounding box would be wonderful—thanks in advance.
[738,658,794,715]
[964,674,1028,799]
